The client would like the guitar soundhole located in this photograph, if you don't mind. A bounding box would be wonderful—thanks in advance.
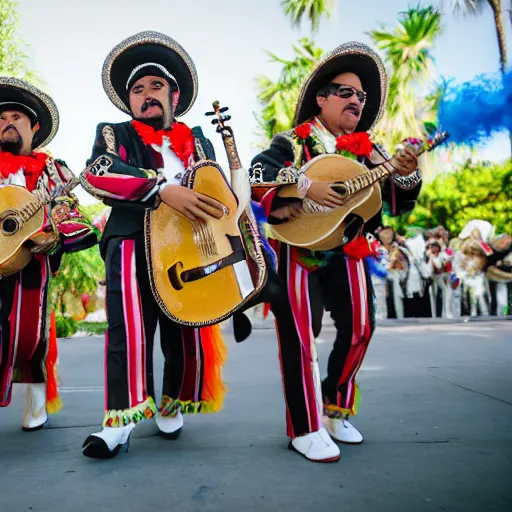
[332,184,348,199]
[1,217,19,235]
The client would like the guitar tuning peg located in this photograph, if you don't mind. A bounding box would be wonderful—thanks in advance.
[219,106,229,113]
[205,110,216,116]
[211,119,220,125]
[222,115,231,122]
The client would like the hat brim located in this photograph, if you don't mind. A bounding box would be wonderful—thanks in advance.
[0,77,59,149]
[294,42,387,132]
[102,31,198,118]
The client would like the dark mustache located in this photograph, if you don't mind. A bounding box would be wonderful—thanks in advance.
[2,124,20,136]
[141,98,163,113]
[344,103,360,113]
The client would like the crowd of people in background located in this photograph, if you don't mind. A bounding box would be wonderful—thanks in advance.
[369,220,512,320]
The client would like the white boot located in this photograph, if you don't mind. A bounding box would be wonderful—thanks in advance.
[289,428,340,463]
[323,415,363,444]
[22,383,48,431]
[82,423,136,459]
[156,411,183,440]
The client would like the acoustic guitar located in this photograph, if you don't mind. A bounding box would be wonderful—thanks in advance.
[0,177,78,277]
[145,102,264,327]
[267,131,449,251]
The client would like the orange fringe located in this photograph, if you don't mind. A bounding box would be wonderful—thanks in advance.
[45,311,62,414]
[198,324,228,412]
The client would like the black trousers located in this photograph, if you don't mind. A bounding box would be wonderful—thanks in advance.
[103,234,212,417]
[308,253,376,413]
[237,248,322,437]
[0,256,50,406]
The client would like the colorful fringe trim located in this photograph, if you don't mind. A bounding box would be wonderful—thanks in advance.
[324,384,361,417]
[102,396,157,427]
[159,324,227,416]
[46,311,63,414]
[198,323,228,413]
[160,395,220,416]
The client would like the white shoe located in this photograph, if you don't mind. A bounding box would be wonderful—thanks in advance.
[156,411,183,440]
[323,415,364,444]
[289,428,340,463]
[82,423,136,459]
[22,384,48,431]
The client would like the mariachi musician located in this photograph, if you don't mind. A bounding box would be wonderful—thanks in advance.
[247,42,424,457]
[0,77,98,431]
[80,31,267,458]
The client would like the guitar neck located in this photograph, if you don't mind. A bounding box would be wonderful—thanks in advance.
[220,127,243,171]
[17,175,81,224]
[342,131,448,196]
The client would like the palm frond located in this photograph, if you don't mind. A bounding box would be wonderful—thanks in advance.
[281,0,336,32]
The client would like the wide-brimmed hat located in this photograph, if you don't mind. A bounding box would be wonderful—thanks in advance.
[102,31,198,118]
[294,41,387,132]
[0,76,59,149]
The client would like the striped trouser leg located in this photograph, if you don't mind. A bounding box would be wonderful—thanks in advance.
[0,256,50,407]
[268,242,321,438]
[102,236,158,427]
[322,256,376,415]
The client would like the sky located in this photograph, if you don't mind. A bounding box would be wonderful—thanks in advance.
[17,0,511,205]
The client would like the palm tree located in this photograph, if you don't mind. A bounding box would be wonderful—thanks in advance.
[281,0,336,33]
[441,1,507,72]
[254,38,323,144]
[370,6,443,152]
[441,1,512,156]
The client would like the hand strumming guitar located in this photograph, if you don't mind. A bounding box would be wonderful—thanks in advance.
[306,182,344,208]
[389,146,418,176]
[159,185,226,221]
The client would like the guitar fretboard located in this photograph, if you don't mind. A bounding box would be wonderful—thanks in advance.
[339,132,447,197]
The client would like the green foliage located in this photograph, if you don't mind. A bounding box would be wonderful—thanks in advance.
[281,0,336,32]
[384,160,512,235]
[80,321,108,336]
[0,0,42,83]
[370,6,443,151]
[49,246,104,314]
[55,316,78,338]
[49,202,106,322]
[255,38,323,143]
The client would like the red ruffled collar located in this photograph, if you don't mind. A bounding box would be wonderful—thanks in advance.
[131,120,195,167]
[0,151,48,191]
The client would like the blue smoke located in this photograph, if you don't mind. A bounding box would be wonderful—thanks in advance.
[437,70,512,145]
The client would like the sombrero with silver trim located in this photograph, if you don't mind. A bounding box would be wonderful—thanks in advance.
[294,41,388,132]
[0,76,59,149]
[102,31,198,118]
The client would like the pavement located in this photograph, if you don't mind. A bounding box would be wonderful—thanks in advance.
[1,320,511,512]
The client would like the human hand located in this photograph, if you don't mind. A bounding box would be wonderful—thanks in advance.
[390,146,418,176]
[159,185,226,221]
[306,182,344,207]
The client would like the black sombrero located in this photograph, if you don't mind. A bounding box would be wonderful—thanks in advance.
[102,31,198,118]
[294,41,388,132]
[0,76,59,149]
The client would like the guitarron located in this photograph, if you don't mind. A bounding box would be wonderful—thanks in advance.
[145,101,267,327]
[268,131,449,251]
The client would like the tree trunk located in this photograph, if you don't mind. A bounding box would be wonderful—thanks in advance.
[488,0,507,72]
[488,0,512,158]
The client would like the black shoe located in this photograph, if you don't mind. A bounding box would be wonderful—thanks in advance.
[82,428,133,459]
